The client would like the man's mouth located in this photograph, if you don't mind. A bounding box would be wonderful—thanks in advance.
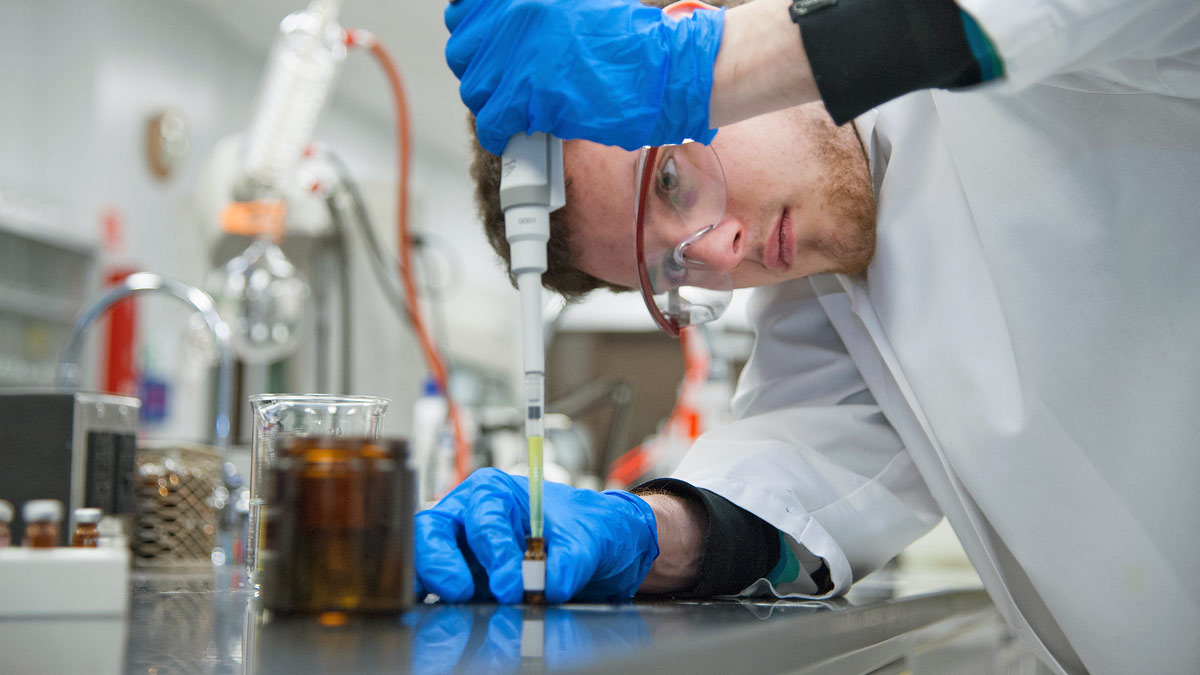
[771,208,794,271]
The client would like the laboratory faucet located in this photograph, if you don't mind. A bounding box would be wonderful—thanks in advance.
[56,272,234,456]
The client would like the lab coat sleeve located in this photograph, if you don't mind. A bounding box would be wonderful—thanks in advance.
[671,279,942,598]
[959,0,1200,94]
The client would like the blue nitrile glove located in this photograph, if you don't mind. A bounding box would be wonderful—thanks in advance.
[444,0,725,154]
[415,467,659,603]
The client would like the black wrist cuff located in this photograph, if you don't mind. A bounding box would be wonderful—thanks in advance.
[633,478,781,598]
[791,0,983,124]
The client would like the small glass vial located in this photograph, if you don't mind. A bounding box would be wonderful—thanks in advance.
[523,537,546,605]
[0,499,13,548]
[72,508,103,548]
[23,499,65,548]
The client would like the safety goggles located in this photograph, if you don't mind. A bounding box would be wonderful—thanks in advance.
[634,142,733,337]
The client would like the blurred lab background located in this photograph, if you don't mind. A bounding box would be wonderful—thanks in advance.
[0,0,967,573]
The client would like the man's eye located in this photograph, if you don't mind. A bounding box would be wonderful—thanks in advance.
[657,157,680,197]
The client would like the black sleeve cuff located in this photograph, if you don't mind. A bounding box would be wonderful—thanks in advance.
[792,0,983,124]
[633,478,781,598]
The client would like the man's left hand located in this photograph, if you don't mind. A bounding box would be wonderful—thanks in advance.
[444,0,725,154]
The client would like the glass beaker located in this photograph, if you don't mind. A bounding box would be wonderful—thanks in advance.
[247,394,388,582]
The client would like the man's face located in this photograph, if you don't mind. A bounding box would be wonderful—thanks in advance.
[564,103,876,290]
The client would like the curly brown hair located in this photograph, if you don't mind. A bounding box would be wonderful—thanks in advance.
[468,133,627,301]
[468,0,744,301]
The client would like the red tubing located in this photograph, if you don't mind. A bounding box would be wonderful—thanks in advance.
[352,30,473,486]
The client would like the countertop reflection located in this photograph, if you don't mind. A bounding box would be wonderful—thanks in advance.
[112,566,1006,674]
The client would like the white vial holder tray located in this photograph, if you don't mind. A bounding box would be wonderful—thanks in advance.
[0,547,130,617]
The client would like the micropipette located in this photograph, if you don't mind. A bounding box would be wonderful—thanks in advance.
[499,132,565,603]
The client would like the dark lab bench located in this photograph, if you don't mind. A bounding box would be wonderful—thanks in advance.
[13,567,1052,674]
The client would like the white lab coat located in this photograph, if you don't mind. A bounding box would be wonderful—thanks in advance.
[672,0,1200,673]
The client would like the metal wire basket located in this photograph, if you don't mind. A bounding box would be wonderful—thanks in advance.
[133,440,224,568]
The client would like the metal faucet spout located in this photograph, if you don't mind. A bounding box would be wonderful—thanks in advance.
[57,272,234,454]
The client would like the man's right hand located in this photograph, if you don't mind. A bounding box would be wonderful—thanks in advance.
[415,468,660,603]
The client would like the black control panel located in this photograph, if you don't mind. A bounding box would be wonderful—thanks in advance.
[0,391,139,545]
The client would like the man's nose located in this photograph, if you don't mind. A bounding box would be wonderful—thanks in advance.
[679,217,745,273]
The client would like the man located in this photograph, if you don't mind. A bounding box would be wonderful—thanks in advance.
[417,0,1200,673]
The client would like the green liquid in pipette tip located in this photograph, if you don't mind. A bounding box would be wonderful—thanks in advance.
[528,435,544,539]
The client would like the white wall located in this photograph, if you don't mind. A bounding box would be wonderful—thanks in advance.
[0,0,518,444]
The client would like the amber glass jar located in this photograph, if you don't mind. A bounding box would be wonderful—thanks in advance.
[261,437,414,614]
